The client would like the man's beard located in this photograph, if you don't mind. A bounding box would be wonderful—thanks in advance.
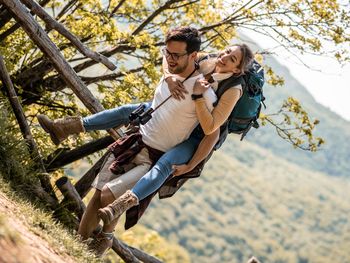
[169,59,189,74]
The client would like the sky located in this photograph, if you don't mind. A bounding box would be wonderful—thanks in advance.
[242,30,350,121]
[275,53,350,121]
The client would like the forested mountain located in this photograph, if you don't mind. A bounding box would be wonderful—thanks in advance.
[140,136,350,263]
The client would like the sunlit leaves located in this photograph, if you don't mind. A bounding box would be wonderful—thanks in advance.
[265,66,285,86]
[2,0,346,154]
[261,97,325,151]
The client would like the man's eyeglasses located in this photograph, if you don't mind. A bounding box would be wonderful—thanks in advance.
[162,47,188,61]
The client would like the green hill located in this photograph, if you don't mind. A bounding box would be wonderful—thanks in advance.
[140,136,350,263]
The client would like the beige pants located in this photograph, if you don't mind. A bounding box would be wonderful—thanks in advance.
[91,148,152,199]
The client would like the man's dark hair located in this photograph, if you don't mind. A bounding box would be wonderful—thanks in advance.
[165,26,201,54]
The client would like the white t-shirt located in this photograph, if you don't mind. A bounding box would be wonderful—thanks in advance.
[140,74,217,152]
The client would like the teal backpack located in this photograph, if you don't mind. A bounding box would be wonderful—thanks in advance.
[214,60,265,149]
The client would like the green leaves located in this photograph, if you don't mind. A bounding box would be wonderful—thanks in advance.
[1,0,344,153]
[261,96,325,151]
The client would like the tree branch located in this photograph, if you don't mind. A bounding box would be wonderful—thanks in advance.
[20,0,117,71]
[109,0,127,17]
[0,0,50,37]
[44,136,114,171]
[131,0,184,36]
[0,54,57,199]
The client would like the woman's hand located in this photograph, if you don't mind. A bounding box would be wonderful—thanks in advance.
[193,79,211,95]
[165,76,188,100]
[172,164,193,177]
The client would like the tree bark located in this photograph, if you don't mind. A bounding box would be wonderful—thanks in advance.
[0,54,56,199]
[74,152,109,199]
[1,0,103,113]
[20,0,117,71]
[56,176,86,219]
[0,0,50,42]
[111,238,141,263]
[126,244,163,263]
[44,136,114,172]
[0,0,50,29]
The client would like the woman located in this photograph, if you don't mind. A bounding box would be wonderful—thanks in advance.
[171,44,254,175]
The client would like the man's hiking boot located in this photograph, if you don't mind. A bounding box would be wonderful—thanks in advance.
[98,190,139,225]
[88,231,114,257]
[37,114,85,145]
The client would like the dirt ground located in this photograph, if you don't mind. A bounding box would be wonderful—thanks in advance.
[0,191,77,263]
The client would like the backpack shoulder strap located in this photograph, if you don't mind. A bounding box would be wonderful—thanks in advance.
[214,75,244,106]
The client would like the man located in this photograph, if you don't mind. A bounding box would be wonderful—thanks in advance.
[76,26,219,256]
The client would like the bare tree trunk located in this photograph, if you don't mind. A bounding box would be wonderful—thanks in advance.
[1,0,102,112]
[0,54,57,199]
[55,177,86,219]
[44,136,114,172]
[126,244,163,263]
[111,238,141,263]
[0,0,50,41]
[74,152,110,198]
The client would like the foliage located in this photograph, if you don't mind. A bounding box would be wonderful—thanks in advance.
[0,99,42,198]
[260,97,325,151]
[107,224,191,263]
[140,137,350,263]
[1,0,348,155]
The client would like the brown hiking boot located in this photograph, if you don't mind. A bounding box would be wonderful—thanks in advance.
[88,231,114,257]
[98,190,139,225]
[37,114,85,145]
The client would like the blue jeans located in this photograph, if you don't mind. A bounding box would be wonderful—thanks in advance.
[131,135,202,200]
[82,102,202,201]
[82,103,149,131]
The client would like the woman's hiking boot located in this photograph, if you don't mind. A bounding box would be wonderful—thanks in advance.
[88,231,114,257]
[37,114,85,145]
[98,190,139,225]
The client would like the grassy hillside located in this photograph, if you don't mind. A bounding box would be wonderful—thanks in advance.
[0,178,101,263]
[244,52,350,177]
[140,135,350,263]
[0,102,190,263]
[0,179,190,263]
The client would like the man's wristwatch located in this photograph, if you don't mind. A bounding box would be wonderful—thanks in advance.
[191,94,203,100]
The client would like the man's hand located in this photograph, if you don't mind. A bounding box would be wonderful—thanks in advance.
[193,79,211,95]
[172,164,192,176]
[165,76,188,100]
